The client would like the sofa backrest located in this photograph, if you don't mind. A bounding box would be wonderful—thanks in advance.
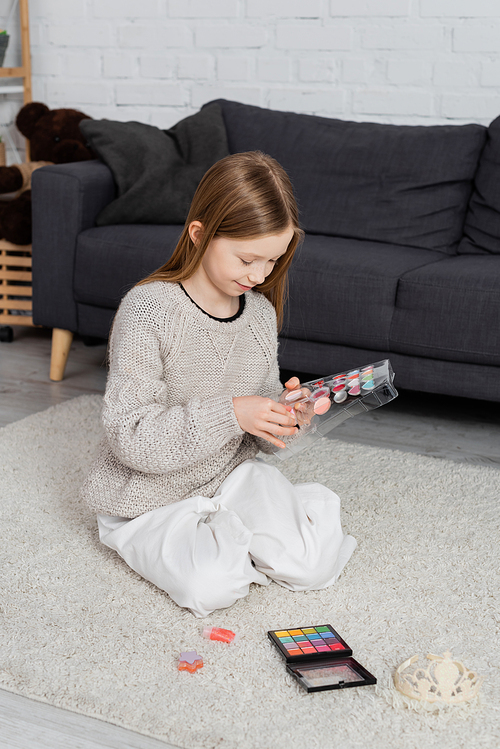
[459,114,500,254]
[211,99,486,254]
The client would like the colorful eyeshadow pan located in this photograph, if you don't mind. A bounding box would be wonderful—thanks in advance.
[314,397,331,415]
[269,625,352,663]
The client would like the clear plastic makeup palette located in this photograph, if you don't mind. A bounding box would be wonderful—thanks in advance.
[270,359,398,459]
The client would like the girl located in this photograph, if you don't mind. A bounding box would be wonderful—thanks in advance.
[81,151,356,618]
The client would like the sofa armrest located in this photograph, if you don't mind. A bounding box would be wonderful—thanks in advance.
[31,160,116,331]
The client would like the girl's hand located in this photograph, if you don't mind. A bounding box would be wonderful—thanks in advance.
[282,377,314,427]
[232,395,298,449]
[284,376,300,391]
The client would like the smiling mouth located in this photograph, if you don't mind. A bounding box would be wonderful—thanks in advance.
[236,282,253,290]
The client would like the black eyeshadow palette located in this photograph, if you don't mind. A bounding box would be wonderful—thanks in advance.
[268,624,377,693]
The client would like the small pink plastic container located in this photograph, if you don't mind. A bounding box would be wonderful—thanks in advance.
[202,626,239,644]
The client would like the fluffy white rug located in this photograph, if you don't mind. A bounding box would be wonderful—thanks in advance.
[0,395,499,749]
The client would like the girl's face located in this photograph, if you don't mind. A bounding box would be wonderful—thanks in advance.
[190,223,295,300]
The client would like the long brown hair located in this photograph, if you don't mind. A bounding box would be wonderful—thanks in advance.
[136,151,303,331]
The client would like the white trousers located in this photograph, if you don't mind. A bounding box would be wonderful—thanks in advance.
[97,458,357,618]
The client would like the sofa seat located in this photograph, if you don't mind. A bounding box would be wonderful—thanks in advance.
[285,235,443,350]
[74,224,183,309]
[390,255,500,366]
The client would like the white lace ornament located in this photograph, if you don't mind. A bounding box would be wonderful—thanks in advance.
[394,651,482,704]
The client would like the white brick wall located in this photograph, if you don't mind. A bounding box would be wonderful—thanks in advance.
[1,0,500,152]
[275,25,353,51]
[218,56,251,81]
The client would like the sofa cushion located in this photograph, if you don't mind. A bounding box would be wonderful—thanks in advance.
[390,255,500,365]
[74,224,183,308]
[283,234,443,350]
[459,115,500,255]
[79,102,229,227]
[212,99,486,254]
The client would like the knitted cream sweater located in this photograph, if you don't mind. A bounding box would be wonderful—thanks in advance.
[80,281,283,518]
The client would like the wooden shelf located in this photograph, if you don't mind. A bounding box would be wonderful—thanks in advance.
[0,240,34,327]
[1,268,31,281]
[0,252,31,267]
[0,66,24,77]
[0,0,32,162]
[0,313,34,324]
[0,0,31,100]
[0,85,24,93]
[0,297,32,310]
[0,0,34,332]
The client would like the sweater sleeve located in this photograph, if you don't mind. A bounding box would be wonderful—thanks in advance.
[252,359,285,455]
[251,304,285,456]
[102,287,245,474]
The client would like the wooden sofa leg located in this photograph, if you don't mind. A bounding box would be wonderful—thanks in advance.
[50,328,74,381]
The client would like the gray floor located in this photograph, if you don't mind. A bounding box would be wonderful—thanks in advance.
[326,382,500,466]
[1,324,499,749]
[0,690,174,749]
[0,327,108,428]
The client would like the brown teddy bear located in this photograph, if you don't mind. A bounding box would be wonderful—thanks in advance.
[0,102,95,245]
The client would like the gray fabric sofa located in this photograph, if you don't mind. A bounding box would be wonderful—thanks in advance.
[32,99,500,400]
